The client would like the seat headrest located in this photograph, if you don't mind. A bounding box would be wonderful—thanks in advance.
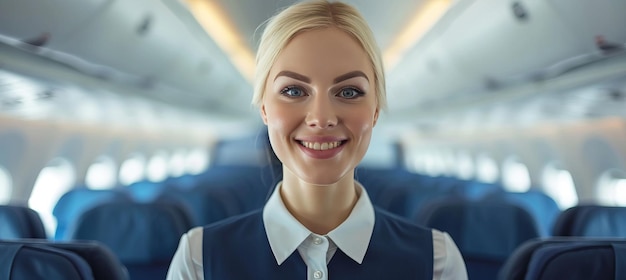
[70,202,192,263]
[0,242,94,280]
[0,205,46,239]
[554,205,626,237]
[420,200,540,259]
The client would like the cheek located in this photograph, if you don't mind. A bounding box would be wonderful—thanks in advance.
[350,109,377,135]
[264,104,299,142]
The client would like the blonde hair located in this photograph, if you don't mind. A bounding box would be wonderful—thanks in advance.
[252,0,386,110]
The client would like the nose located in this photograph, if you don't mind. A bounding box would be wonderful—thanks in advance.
[305,94,338,128]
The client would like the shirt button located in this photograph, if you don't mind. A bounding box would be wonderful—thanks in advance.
[313,271,323,279]
[313,237,323,245]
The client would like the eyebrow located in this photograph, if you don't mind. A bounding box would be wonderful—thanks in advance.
[274,71,310,83]
[273,70,369,84]
[333,71,369,83]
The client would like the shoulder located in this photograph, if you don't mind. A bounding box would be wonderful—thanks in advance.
[166,226,204,280]
[432,229,468,280]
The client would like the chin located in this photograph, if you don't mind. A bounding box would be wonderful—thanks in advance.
[297,168,351,186]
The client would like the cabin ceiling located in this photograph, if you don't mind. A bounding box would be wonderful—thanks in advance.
[0,0,625,138]
[212,0,428,53]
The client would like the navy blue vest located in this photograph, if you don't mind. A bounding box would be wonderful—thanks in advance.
[203,208,433,279]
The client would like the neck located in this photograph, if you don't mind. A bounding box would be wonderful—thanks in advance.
[280,169,359,235]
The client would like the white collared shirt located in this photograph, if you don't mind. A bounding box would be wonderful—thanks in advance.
[166,182,468,280]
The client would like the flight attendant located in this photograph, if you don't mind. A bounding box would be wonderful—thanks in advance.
[167,1,467,279]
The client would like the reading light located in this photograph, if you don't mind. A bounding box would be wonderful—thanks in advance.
[183,0,255,83]
[383,0,451,71]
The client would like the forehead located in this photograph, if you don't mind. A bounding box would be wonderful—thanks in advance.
[269,27,373,81]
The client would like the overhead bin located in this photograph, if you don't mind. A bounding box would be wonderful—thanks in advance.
[394,0,626,110]
[548,0,626,51]
[437,0,588,80]
[388,39,482,111]
[0,0,110,47]
[59,0,186,79]
[0,0,253,115]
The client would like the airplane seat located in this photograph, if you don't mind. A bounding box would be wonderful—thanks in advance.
[163,174,200,190]
[451,181,503,201]
[389,186,453,220]
[159,179,261,227]
[0,241,93,280]
[416,199,541,280]
[189,166,276,223]
[0,205,47,239]
[357,169,455,217]
[68,201,193,280]
[552,205,626,237]
[498,237,626,280]
[0,239,129,280]
[124,180,168,203]
[53,188,130,240]
[484,189,561,237]
[355,167,424,205]
[430,176,469,192]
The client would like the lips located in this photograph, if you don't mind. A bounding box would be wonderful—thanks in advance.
[295,137,347,159]
[299,140,343,150]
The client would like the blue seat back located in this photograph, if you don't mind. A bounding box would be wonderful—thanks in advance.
[553,205,626,237]
[500,237,626,280]
[484,190,561,237]
[160,181,252,226]
[0,239,128,280]
[418,199,540,280]
[124,181,167,202]
[0,242,93,280]
[160,165,275,226]
[53,188,129,240]
[0,205,46,239]
[453,181,502,200]
[69,201,192,280]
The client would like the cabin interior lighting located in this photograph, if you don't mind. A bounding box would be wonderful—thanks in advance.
[383,0,451,70]
[0,167,11,205]
[183,0,255,83]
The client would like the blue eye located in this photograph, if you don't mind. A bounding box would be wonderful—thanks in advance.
[280,86,306,97]
[338,87,363,99]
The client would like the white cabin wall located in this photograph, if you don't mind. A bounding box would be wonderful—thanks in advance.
[403,118,626,204]
[0,114,215,203]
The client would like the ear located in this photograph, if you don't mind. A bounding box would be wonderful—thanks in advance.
[373,107,379,127]
[260,104,269,125]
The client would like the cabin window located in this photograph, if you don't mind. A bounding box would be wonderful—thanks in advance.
[542,164,578,209]
[29,158,76,236]
[0,167,12,204]
[85,156,117,190]
[169,149,187,177]
[596,169,626,206]
[476,154,498,183]
[119,154,146,186]
[421,152,437,176]
[146,150,169,182]
[441,150,456,177]
[424,151,447,177]
[502,157,531,192]
[456,151,474,180]
[411,152,428,174]
[186,147,210,175]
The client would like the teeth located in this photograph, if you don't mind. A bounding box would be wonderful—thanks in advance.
[300,141,342,150]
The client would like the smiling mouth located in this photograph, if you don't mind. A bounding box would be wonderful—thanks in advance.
[298,140,346,150]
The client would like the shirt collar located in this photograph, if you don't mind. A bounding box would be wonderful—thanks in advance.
[263,181,375,265]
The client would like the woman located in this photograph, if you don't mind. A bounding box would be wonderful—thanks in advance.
[167,1,467,279]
